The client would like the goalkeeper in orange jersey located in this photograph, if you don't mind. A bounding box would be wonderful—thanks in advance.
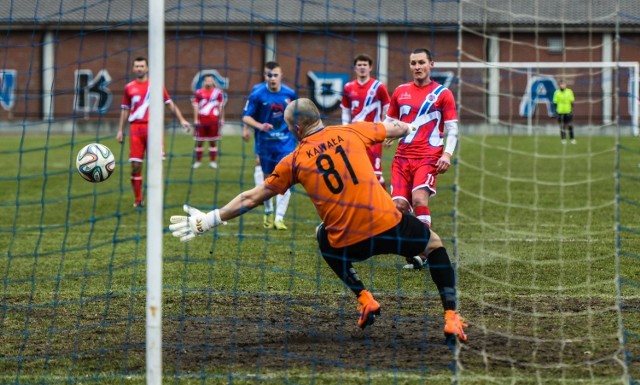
[168,98,467,343]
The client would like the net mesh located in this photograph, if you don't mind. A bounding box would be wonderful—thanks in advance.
[0,1,638,384]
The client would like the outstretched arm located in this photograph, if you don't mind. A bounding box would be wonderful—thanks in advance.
[169,184,278,242]
[382,119,416,139]
[219,184,278,221]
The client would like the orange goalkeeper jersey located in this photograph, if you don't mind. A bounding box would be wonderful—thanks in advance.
[264,121,402,248]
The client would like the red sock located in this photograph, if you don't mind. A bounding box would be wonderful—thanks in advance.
[131,173,143,203]
[414,206,431,228]
[195,146,203,161]
[209,146,218,161]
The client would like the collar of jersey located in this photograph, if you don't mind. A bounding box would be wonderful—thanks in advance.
[304,126,325,138]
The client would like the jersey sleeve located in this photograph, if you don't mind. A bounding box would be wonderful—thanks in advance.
[264,152,295,194]
[216,89,225,105]
[440,89,458,122]
[162,87,172,104]
[340,83,351,109]
[386,89,399,119]
[192,90,201,106]
[120,87,130,109]
[243,91,259,117]
[378,83,391,108]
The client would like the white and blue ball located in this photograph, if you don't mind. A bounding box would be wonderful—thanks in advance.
[76,143,115,183]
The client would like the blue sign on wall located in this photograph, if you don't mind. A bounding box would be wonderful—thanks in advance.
[307,71,350,112]
[519,76,557,118]
[0,70,17,111]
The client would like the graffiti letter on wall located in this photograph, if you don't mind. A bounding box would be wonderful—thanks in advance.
[307,71,349,113]
[431,71,455,89]
[75,69,112,114]
[519,76,557,118]
[0,70,17,111]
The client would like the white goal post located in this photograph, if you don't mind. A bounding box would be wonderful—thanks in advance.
[437,61,639,136]
[147,1,164,385]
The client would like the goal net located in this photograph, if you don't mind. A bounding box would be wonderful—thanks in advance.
[1,1,638,384]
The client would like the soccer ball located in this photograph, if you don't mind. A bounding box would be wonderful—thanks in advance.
[76,143,116,183]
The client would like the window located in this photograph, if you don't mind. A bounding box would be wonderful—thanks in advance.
[548,37,564,54]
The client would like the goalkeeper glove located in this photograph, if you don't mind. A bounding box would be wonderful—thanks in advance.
[169,204,226,242]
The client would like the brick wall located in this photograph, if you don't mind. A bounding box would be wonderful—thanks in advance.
[0,29,637,127]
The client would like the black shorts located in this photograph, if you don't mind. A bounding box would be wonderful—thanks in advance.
[557,113,573,124]
[316,213,429,262]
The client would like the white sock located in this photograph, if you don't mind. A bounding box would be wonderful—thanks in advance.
[275,189,291,221]
[254,165,264,187]
[264,197,273,213]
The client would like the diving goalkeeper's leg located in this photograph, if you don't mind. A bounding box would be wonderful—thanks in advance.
[316,223,380,329]
[425,230,467,343]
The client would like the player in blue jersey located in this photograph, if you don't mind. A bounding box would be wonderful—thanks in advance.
[242,61,298,230]
[242,82,266,198]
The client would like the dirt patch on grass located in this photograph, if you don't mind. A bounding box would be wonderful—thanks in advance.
[161,294,628,379]
[162,293,456,374]
[3,293,631,381]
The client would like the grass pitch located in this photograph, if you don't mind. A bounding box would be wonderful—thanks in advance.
[1,130,639,384]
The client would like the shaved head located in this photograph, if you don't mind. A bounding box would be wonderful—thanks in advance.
[285,98,323,138]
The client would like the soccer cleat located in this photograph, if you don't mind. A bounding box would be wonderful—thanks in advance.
[561,139,566,144]
[263,212,274,229]
[444,310,468,343]
[357,290,381,329]
[274,219,288,230]
[402,255,425,270]
[570,139,576,144]
[192,161,202,169]
[209,161,218,169]
[133,200,144,208]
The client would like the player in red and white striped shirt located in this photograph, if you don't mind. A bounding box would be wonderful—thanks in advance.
[341,54,391,188]
[117,56,191,207]
[385,49,463,336]
[387,48,458,233]
[191,74,225,169]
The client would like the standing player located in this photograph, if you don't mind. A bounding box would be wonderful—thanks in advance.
[243,81,267,196]
[553,79,576,144]
[242,61,298,230]
[242,123,265,190]
[116,56,191,207]
[386,48,459,270]
[341,53,391,189]
[168,98,468,343]
[192,74,225,169]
